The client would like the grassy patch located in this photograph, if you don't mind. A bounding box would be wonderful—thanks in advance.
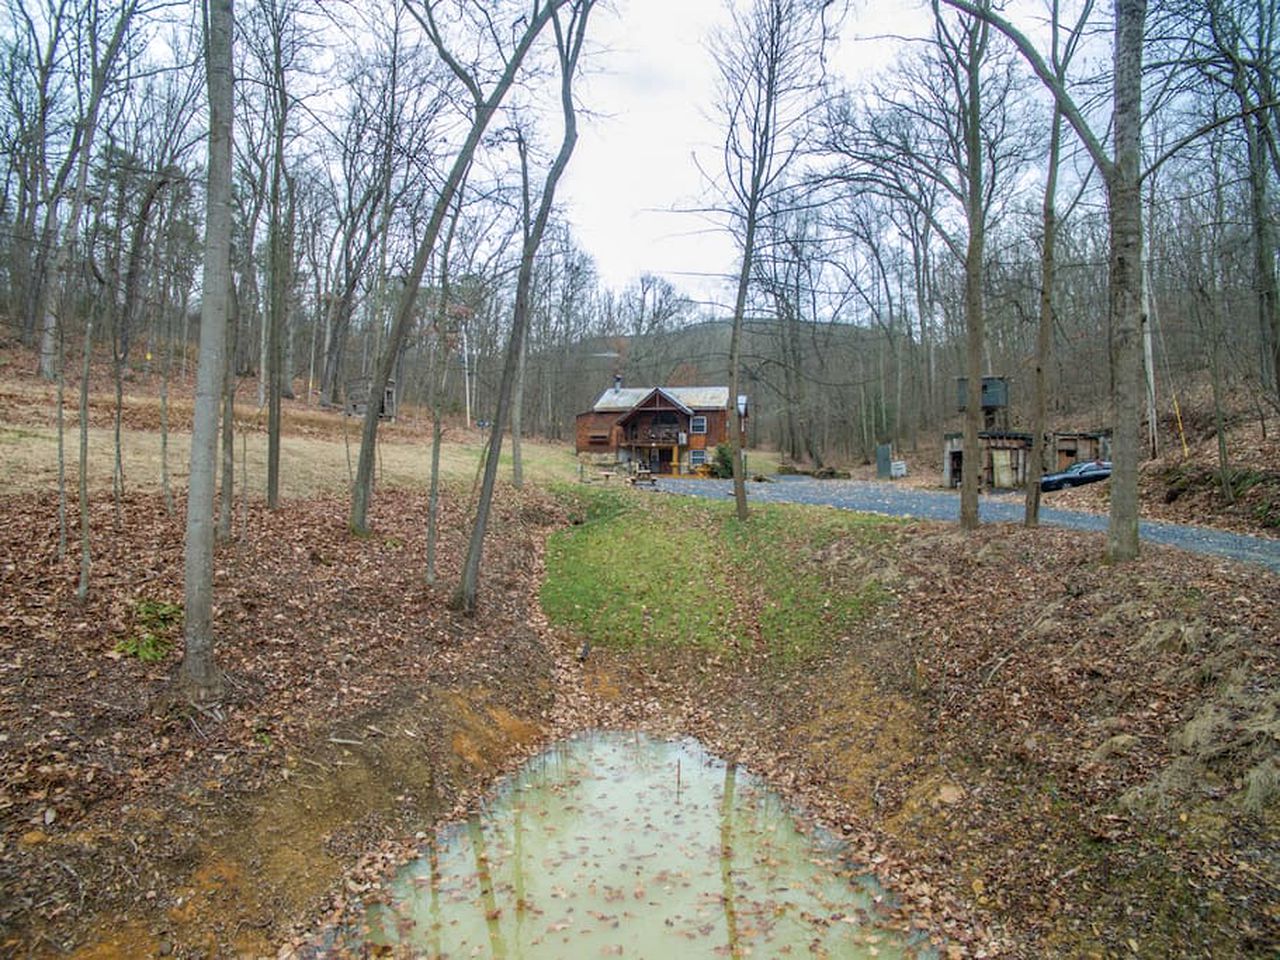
[541,492,892,658]
[0,423,579,498]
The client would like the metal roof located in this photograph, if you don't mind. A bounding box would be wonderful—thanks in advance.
[592,386,730,412]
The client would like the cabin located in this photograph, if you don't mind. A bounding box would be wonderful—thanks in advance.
[575,381,747,475]
[1051,430,1111,470]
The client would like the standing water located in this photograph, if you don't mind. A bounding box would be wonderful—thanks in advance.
[361,731,932,958]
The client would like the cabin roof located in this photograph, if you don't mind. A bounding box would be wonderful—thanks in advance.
[591,386,729,413]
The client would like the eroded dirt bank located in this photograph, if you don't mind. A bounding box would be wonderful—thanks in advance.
[550,519,1280,957]
[3,487,1278,957]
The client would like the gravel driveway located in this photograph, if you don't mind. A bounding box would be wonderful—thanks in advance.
[655,475,1280,573]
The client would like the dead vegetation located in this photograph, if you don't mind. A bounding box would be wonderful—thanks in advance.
[1,355,1276,957]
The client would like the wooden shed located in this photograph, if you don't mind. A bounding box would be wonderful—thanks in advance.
[1052,431,1111,470]
[943,431,1034,490]
[344,377,396,420]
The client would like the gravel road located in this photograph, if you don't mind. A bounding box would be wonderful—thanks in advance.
[654,475,1280,573]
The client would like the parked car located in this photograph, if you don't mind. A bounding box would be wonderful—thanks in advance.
[1040,459,1112,492]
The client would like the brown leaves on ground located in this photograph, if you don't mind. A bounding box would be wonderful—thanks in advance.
[2,471,1277,957]
[577,520,1279,956]
[0,485,565,953]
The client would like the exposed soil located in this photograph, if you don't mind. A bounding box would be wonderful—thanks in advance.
[2,353,1277,958]
[528,516,1280,958]
[8,481,1275,957]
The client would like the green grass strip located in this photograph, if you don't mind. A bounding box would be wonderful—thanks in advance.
[542,488,894,659]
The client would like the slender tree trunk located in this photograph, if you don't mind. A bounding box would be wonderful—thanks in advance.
[1207,286,1233,504]
[512,329,527,488]
[56,325,67,559]
[1241,103,1280,401]
[453,2,593,613]
[179,0,234,702]
[959,10,988,531]
[266,49,288,509]
[1026,105,1061,527]
[161,297,175,516]
[76,311,93,601]
[728,200,757,522]
[426,187,466,585]
[426,339,443,585]
[511,138,534,490]
[218,285,239,538]
[112,341,125,527]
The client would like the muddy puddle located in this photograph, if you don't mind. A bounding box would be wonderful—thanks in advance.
[353,730,931,957]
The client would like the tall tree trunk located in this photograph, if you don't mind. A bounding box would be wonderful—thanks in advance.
[1105,0,1146,563]
[76,308,93,601]
[57,326,68,559]
[426,339,444,585]
[266,38,289,510]
[959,8,988,531]
[179,0,234,702]
[453,1,593,613]
[1026,105,1062,526]
[161,292,176,517]
[1241,101,1280,402]
[512,328,527,488]
[218,286,239,539]
[426,186,466,585]
[511,137,534,490]
[728,228,752,521]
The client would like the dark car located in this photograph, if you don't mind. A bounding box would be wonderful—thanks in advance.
[1040,459,1112,492]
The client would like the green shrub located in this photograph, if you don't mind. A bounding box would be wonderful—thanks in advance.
[115,599,183,663]
[711,443,735,479]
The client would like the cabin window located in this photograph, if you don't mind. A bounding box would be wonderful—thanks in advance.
[690,415,707,434]
[690,449,707,467]
[588,433,609,445]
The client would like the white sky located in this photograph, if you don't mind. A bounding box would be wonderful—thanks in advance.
[559,0,736,310]
[557,0,931,311]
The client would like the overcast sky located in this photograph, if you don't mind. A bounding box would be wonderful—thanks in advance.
[557,0,930,311]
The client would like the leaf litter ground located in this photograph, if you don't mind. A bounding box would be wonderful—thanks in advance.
[1,480,1277,957]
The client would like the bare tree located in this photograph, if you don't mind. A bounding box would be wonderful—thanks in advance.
[453,0,596,614]
[1025,0,1093,527]
[825,1,1032,528]
[350,0,574,534]
[943,0,1149,562]
[1188,0,1280,406]
[179,0,234,703]
[710,0,835,521]
[35,0,142,381]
